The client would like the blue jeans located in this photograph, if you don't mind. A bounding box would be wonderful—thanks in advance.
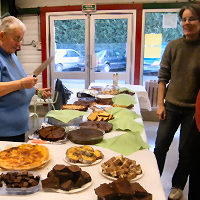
[154,101,195,190]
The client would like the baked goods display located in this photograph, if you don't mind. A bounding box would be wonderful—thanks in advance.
[73,97,97,107]
[96,96,114,105]
[87,110,114,122]
[119,90,135,96]
[65,145,104,165]
[112,103,134,109]
[0,171,40,189]
[62,104,88,111]
[0,144,50,170]
[101,155,143,181]
[42,164,92,192]
[94,178,152,200]
[38,126,66,141]
[80,121,113,133]
[67,127,104,145]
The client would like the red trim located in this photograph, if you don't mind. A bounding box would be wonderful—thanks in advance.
[40,4,143,87]
[134,8,142,85]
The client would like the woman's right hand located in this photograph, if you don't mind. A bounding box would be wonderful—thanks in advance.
[21,77,38,89]
[157,105,166,120]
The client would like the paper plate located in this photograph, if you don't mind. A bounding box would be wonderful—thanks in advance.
[63,155,103,167]
[99,167,144,182]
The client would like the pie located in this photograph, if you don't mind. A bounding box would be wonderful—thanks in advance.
[0,144,50,170]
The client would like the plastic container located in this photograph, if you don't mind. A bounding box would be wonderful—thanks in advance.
[0,171,41,195]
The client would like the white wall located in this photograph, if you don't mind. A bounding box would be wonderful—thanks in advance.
[17,15,42,105]
[15,0,188,8]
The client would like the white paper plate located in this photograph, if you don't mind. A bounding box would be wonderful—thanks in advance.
[63,155,103,167]
[99,167,144,182]
[43,180,92,194]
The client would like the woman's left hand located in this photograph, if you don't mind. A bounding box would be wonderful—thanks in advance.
[38,88,52,99]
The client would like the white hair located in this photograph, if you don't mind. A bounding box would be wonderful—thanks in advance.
[0,16,26,33]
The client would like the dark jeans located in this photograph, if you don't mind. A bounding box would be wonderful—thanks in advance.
[0,133,25,142]
[188,121,200,200]
[154,101,195,190]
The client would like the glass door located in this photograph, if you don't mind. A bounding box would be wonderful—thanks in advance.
[89,14,132,84]
[49,11,135,90]
[50,15,88,90]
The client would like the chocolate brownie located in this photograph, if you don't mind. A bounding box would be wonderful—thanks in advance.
[131,182,148,198]
[42,164,91,192]
[38,126,66,141]
[41,175,60,189]
[79,121,113,133]
[60,180,75,191]
[94,183,120,200]
[113,178,135,198]
[80,171,91,183]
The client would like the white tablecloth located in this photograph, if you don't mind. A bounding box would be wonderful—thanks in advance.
[0,86,165,200]
[89,83,151,111]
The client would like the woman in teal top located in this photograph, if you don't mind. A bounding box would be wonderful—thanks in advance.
[0,16,51,142]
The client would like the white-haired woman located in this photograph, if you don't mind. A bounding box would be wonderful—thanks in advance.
[0,16,51,142]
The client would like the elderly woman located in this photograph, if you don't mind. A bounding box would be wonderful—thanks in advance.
[0,16,51,142]
[154,4,200,200]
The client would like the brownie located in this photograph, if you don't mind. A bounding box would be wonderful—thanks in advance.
[94,183,120,200]
[38,126,66,141]
[74,97,97,106]
[113,178,135,198]
[60,180,75,191]
[53,164,67,172]
[131,182,148,198]
[79,121,113,133]
[67,165,81,175]
[55,171,73,181]
[74,176,85,188]
[41,176,60,189]
[80,171,91,183]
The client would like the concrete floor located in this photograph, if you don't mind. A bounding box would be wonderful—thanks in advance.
[28,109,189,200]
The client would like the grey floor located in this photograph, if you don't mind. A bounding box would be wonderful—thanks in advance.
[143,121,189,200]
[28,111,189,200]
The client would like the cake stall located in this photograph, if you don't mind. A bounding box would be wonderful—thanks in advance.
[0,84,165,200]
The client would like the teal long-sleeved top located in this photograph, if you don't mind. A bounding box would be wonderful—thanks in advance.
[0,47,35,137]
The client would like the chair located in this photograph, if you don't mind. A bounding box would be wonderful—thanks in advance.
[33,78,72,116]
[34,90,59,114]
[29,112,39,127]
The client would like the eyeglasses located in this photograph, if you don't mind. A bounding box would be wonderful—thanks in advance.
[12,37,23,42]
[180,17,199,23]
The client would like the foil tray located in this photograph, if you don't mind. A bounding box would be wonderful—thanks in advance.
[47,116,83,126]
[28,123,72,145]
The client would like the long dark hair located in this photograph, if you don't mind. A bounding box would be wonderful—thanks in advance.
[179,4,200,21]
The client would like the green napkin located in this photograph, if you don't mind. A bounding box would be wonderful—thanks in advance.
[118,87,135,93]
[107,107,143,134]
[109,117,144,133]
[107,107,141,119]
[112,94,137,106]
[96,131,149,156]
[45,110,87,123]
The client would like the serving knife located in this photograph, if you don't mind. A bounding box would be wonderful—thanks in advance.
[33,56,54,77]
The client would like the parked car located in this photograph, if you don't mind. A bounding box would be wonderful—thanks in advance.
[77,49,126,72]
[55,49,81,72]
[143,43,167,75]
[143,58,161,75]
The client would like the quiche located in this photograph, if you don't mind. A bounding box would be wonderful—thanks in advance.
[0,144,50,170]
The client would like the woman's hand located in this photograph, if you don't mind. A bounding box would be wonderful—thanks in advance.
[21,77,38,89]
[37,88,52,99]
[157,105,166,120]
